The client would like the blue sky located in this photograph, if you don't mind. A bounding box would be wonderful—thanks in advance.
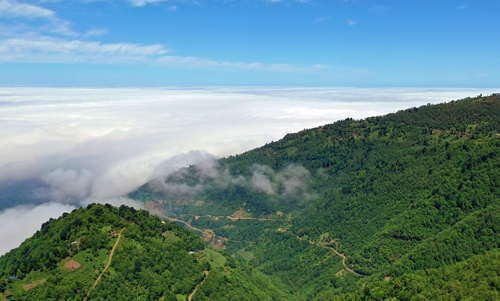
[0,0,499,86]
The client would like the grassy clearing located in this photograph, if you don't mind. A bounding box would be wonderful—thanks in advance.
[56,249,109,289]
[237,250,255,262]
[22,279,46,291]
[202,249,226,268]
[163,231,182,243]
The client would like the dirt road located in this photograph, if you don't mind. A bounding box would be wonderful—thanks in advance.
[84,228,124,301]
[188,271,209,301]
[289,231,363,277]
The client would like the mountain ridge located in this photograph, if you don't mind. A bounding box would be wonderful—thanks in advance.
[2,93,500,300]
[130,93,500,298]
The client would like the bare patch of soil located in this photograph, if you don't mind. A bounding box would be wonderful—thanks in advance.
[22,279,47,291]
[209,236,228,250]
[202,229,215,242]
[64,259,82,271]
[231,209,245,219]
[2,290,12,301]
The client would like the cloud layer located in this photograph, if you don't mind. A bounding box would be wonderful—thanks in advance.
[0,86,497,255]
[0,202,76,255]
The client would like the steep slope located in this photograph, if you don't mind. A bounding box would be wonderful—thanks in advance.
[324,249,500,301]
[0,204,295,301]
[130,93,500,299]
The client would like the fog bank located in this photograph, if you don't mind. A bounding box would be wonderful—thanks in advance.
[0,86,497,255]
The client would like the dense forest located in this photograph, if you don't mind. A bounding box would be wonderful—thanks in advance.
[130,93,500,299]
[0,204,294,300]
[2,94,500,300]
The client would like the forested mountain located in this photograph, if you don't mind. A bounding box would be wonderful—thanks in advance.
[0,204,294,301]
[2,94,500,300]
[131,93,500,299]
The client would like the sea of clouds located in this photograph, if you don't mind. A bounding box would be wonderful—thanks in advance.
[0,86,497,255]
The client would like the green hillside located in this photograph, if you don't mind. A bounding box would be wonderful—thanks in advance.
[2,94,499,300]
[130,93,500,299]
[0,204,295,301]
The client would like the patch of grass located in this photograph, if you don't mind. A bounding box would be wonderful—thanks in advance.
[163,231,182,244]
[100,225,112,233]
[237,250,255,262]
[202,249,226,268]
[57,249,108,286]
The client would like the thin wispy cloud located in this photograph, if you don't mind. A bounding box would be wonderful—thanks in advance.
[0,0,79,36]
[347,19,356,26]
[128,0,165,7]
[0,35,366,75]
[0,36,168,63]
[157,55,357,73]
[313,17,329,24]
[454,3,467,10]
[126,0,200,7]
[83,28,108,38]
[0,0,54,18]
[0,0,361,76]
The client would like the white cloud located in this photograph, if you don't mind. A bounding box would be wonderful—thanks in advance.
[128,0,165,7]
[454,3,467,10]
[347,19,356,26]
[83,28,108,38]
[0,33,364,73]
[157,55,367,75]
[0,35,360,74]
[0,203,76,255]
[251,164,276,194]
[0,36,168,63]
[0,0,55,18]
[157,55,300,71]
[0,0,78,36]
[40,169,94,203]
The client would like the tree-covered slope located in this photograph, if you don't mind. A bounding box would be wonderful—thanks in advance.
[130,93,500,299]
[324,249,500,301]
[0,204,295,301]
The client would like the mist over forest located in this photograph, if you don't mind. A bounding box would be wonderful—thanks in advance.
[0,86,496,255]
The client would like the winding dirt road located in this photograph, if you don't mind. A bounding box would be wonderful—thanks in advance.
[166,218,204,233]
[166,216,363,276]
[289,231,364,277]
[84,228,124,301]
[188,271,209,301]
